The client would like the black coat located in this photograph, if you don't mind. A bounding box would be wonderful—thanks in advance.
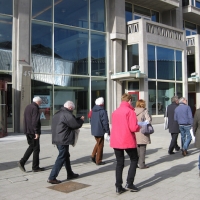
[166,102,179,133]
[51,107,84,145]
[91,105,110,137]
[23,102,41,135]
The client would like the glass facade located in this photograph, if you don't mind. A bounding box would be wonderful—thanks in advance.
[148,45,183,115]
[31,0,106,125]
[127,44,139,71]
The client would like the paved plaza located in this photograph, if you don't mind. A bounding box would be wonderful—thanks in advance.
[0,124,200,200]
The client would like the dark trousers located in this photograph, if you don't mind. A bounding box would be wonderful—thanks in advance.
[168,133,179,153]
[91,136,104,164]
[49,145,73,180]
[20,134,40,170]
[114,148,138,187]
[137,144,147,168]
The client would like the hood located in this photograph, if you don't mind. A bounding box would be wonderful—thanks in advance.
[92,105,104,112]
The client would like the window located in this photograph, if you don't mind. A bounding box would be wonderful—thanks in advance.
[127,44,139,71]
[184,21,197,36]
[125,2,132,22]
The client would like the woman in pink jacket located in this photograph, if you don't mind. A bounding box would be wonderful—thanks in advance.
[110,93,140,195]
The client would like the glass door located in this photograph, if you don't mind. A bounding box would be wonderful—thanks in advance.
[128,91,139,108]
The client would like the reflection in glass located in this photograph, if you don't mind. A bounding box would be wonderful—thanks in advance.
[125,2,132,22]
[31,79,53,126]
[176,51,182,81]
[157,47,175,80]
[54,0,88,28]
[32,0,52,22]
[32,22,53,73]
[91,32,106,76]
[148,45,155,79]
[134,5,151,17]
[151,11,159,22]
[176,83,182,98]
[54,26,88,75]
[148,81,156,115]
[0,16,12,50]
[90,0,105,31]
[0,0,12,15]
[158,82,175,115]
[187,55,195,78]
[128,44,139,71]
[128,81,139,90]
[54,76,89,121]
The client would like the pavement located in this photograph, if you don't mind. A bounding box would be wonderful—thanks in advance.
[0,124,200,200]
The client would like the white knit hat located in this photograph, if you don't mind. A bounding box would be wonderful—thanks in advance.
[95,97,104,105]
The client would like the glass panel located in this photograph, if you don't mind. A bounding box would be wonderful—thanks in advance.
[90,0,105,31]
[186,30,191,36]
[176,83,183,98]
[0,72,12,81]
[7,84,12,128]
[54,76,89,120]
[31,78,53,126]
[176,51,182,81]
[0,0,12,15]
[134,15,141,20]
[91,32,106,76]
[157,47,175,80]
[32,0,52,22]
[151,10,159,22]
[148,45,156,79]
[158,82,175,115]
[182,0,189,6]
[31,22,52,73]
[185,21,196,30]
[196,1,200,8]
[127,44,139,71]
[134,5,151,17]
[91,78,106,109]
[187,55,195,78]
[148,81,156,115]
[197,25,200,34]
[125,2,133,22]
[54,0,88,28]
[54,26,89,75]
[128,81,139,90]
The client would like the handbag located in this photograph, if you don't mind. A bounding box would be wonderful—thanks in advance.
[164,106,168,130]
[137,109,154,134]
[72,129,80,147]
[140,123,154,134]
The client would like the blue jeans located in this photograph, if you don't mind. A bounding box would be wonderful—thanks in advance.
[179,126,192,151]
[49,145,73,180]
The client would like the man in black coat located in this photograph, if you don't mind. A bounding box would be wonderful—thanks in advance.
[166,96,180,154]
[17,96,44,172]
[47,101,84,184]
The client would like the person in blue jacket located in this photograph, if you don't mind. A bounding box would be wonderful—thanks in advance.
[90,97,110,165]
[174,97,193,156]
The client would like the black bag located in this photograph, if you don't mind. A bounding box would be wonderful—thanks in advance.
[140,124,154,134]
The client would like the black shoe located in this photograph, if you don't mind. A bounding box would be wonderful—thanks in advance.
[47,179,61,184]
[17,161,26,172]
[91,157,96,163]
[116,187,126,195]
[96,161,106,165]
[168,151,175,155]
[125,184,139,192]
[32,167,45,172]
[67,173,79,180]
[175,146,180,151]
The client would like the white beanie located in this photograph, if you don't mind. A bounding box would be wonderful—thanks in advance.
[95,97,104,105]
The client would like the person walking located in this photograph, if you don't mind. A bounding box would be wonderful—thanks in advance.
[174,97,193,156]
[110,93,140,194]
[135,99,151,169]
[47,101,84,184]
[90,97,110,165]
[166,96,180,155]
[193,108,200,177]
[17,96,44,172]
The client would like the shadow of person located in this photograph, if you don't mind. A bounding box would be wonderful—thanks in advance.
[137,161,196,189]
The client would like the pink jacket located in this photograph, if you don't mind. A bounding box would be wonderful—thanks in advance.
[110,101,140,149]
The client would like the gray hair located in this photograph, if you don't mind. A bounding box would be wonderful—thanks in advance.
[179,97,186,104]
[64,101,75,110]
[33,96,42,103]
[95,97,104,105]
[171,96,179,103]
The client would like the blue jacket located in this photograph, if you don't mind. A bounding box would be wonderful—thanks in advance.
[174,103,193,125]
[91,105,110,137]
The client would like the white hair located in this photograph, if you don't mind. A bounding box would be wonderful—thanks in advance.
[64,101,75,110]
[179,97,186,104]
[33,96,42,103]
[95,97,104,105]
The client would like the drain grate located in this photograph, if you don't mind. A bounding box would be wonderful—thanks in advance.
[48,181,90,193]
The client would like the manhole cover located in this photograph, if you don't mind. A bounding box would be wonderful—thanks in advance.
[48,181,90,193]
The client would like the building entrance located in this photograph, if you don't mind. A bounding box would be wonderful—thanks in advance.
[128,91,139,108]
